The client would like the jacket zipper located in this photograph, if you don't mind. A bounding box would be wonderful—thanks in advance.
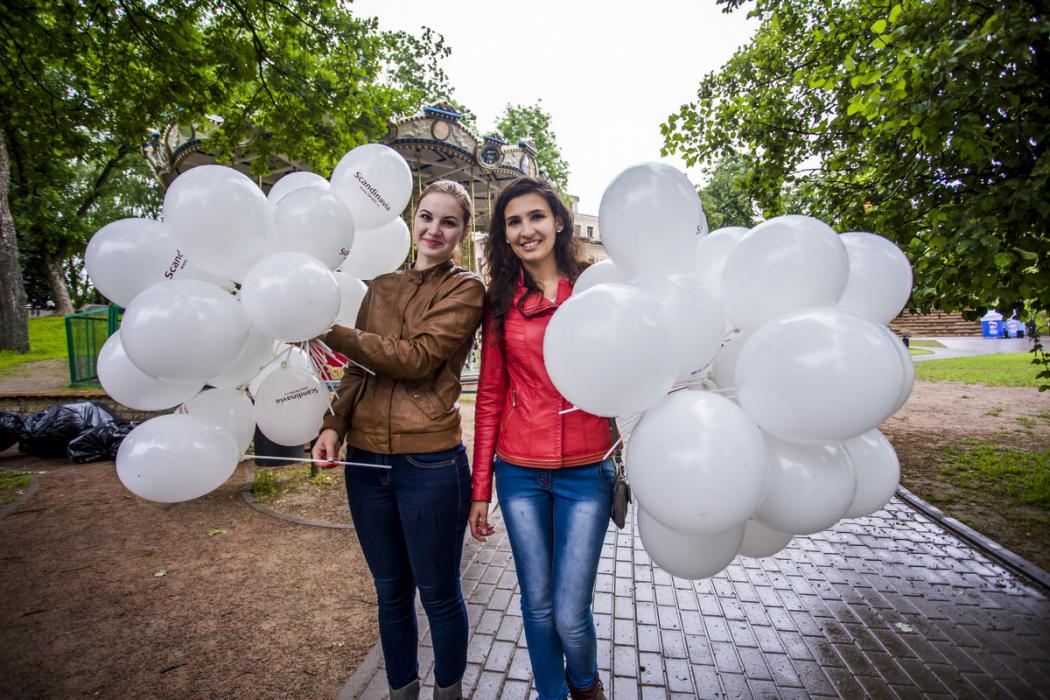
[501,389,517,432]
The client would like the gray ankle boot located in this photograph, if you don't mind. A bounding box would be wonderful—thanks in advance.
[433,679,463,700]
[389,679,420,700]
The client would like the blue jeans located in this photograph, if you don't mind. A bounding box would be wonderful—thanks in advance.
[345,444,471,690]
[495,457,615,700]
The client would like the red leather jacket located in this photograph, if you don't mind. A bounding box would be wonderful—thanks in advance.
[472,278,614,502]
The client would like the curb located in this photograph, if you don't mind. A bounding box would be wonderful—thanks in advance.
[0,468,40,518]
[896,484,1050,590]
[337,643,384,700]
[240,467,355,531]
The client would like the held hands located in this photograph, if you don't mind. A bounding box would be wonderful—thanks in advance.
[468,500,495,542]
[311,429,341,469]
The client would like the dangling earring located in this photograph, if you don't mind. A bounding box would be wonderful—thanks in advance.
[556,227,563,233]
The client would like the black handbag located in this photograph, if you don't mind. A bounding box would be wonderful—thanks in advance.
[609,419,631,529]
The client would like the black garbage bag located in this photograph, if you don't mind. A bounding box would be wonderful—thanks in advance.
[19,401,120,459]
[67,420,138,463]
[1,412,27,452]
[1,412,27,451]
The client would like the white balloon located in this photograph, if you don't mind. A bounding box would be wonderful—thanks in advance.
[97,333,203,411]
[721,215,849,332]
[573,259,627,296]
[253,366,330,446]
[695,226,749,292]
[182,388,255,453]
[837,232,913,324]
[163,165,271,282]
[628,391,767,535]
[843,429,900,518]
[121,279,249,384]
[270,186,355,269]
[248,343,311,397]
[735,307,905,443]
[637,274,725,381]
[334,271,368,327]
[330,144,412,230]
[543,283,677,417]
[339,217,411,280]
[267,171,329,204]
[84,218,229,307]
[877,323,915,413]
[116,414,238,503]
[207,325,275,389]
[598,163,703,277]
[755,434,856,535]
[710,331,748,389]
[638,508,744,580]
[739,519,793,559]
[240,252,341,342]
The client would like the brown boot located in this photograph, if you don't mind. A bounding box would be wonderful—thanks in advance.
[567,673,606,700]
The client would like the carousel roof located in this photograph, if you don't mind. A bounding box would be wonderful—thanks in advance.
[141,105,543,229]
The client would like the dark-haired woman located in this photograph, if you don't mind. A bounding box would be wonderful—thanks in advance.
[313,180,484,700]
[469,177,613,700]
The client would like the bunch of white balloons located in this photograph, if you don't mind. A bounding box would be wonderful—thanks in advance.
[544,162,914,579]
[84,144,414,503]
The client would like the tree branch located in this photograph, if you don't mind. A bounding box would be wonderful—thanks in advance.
[228,0,279,108]
[75,145,131,218]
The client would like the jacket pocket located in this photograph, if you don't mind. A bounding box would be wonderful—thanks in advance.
[407,384,451,420]
[500,389,517,432]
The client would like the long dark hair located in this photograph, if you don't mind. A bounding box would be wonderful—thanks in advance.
[485,177,584,342]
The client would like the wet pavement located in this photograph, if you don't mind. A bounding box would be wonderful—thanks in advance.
[340,497,1050,699]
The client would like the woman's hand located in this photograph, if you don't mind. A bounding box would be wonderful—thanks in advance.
[468,500,495,542]
[311,429,341,468]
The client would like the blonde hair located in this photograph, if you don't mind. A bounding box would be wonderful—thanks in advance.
[417,180,473,233]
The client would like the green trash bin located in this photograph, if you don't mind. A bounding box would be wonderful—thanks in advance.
[65,305,121,387]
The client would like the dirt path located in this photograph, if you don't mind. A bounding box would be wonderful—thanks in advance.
[881,380,1050,570]
[0,454,376,699]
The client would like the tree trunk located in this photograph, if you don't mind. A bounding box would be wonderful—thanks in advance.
[0,132,29,352]
[44,253,74,316]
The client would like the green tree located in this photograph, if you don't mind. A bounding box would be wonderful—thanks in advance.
[496,102,571,194]
[662,0,1049,320]
[699,153,759,230]
[0,0,450,350]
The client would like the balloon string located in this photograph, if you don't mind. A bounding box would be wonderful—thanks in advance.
[559,406,580,415]
[303,342,337,416]
[602,437,623,462]
[241,454,392,470]
[311,337,376,377]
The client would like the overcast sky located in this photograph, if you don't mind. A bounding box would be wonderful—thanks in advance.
[350,0,757,214]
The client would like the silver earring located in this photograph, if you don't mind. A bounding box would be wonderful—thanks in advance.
[556,227,563,233]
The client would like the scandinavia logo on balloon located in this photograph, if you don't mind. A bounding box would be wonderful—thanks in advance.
[543,162,915,581]
[83,143,414,504]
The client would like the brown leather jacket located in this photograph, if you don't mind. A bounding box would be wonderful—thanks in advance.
[320,259,485,454]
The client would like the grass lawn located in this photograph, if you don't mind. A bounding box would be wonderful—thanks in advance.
[251,464,337,502]
[915,353,1045,388]
[0,317,68,375]
[937,440,1050,510]
[909,339,947,348]
[908,348,934,356]
[0,470,32,506]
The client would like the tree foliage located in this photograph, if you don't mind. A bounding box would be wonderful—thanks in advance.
[496,102,571,194]
[0,0,450,342]
[699,152,759,230]
[662,0,1049,318]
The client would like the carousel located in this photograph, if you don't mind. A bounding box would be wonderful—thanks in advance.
[140,104,550,274]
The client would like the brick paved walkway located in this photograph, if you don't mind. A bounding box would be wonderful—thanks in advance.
[339,497,1050,699]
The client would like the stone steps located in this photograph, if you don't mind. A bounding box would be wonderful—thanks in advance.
[890,310,980,337]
